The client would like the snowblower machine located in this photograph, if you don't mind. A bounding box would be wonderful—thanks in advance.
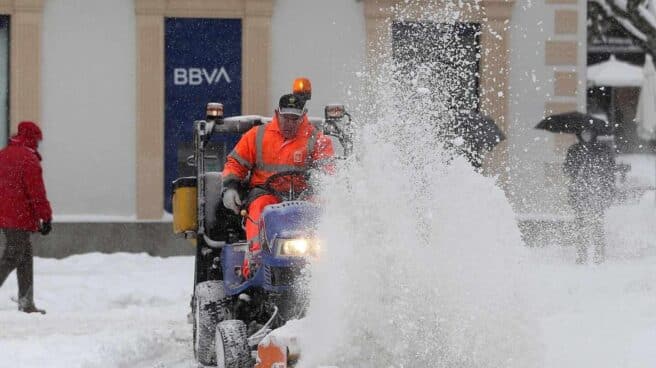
[171,90,352,368]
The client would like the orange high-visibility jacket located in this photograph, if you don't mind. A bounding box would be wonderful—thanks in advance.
[222,115,334,190]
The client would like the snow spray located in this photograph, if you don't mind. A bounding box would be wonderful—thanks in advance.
[295,2,543,367]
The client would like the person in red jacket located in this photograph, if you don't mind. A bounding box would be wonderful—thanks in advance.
[0,121,52,314]
[222,94,334,277]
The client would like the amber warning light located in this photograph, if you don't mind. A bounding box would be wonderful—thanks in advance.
[292,78,312,100]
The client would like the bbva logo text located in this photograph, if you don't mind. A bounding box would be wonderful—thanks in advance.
[173,67,232,85]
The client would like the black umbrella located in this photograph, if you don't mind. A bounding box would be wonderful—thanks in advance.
[453,111,506,151]
[536,111,613,135]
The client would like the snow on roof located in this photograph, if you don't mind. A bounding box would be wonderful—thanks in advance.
[587,55,644,87]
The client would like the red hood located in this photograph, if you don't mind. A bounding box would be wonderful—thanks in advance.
[9,121,42,159]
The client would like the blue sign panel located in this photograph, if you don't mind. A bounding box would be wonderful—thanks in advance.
[165,18,242,212]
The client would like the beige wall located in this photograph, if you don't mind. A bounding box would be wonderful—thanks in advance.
[0,0,44,133]
[545,1,581,154]
[134,0,274,219]
[41,0,137,218]
[9,0,582,219]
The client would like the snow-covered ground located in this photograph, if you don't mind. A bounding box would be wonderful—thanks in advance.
[5,102,656,367]
[531,192,656,367]
[0,195,654,367]
[616,153,656,190]
[0,254,195,368]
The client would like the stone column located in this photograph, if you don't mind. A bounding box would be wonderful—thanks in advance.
[243,0,273,116]
[10,0,44,133]
[479,0,516,178]
[135,0,166,219]
[364,0,394,64]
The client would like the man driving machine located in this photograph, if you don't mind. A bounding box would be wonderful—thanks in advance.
[221,93,334,277]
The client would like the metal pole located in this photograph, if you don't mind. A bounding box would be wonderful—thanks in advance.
[195,120,206,237]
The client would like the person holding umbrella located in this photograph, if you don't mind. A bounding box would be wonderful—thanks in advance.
[564,128,615,264]
[452,110,506,169]
[537,112,615,264]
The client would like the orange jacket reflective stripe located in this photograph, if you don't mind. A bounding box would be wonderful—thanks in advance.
[222,115,334,188]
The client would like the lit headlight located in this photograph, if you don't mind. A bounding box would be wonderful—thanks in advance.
[278,238,320,257]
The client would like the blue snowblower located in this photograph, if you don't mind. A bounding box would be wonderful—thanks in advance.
[171,99,352,368]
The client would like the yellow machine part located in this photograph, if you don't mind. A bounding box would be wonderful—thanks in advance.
[172,177,198,234]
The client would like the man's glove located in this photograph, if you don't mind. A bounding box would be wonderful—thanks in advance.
[222,188,242,215]
[40,221,52,236]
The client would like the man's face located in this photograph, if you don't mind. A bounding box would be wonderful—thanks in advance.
[580,129,595,143]
[278,110,303,139]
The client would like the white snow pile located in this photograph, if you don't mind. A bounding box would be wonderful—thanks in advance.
[299,129,538,367]
[297,3,539,366]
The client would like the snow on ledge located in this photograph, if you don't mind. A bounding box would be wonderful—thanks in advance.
[54,212,173,223]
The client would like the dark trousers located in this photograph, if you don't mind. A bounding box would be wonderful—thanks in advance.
[0,229,34,303]
[573,209,606,264]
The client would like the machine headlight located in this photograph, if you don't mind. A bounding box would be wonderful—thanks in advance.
[278,238,320,257]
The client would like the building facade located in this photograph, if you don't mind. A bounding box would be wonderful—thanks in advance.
[0,0,587,255]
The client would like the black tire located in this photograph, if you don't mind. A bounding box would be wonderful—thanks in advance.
[216,320,253,368]
[193,281,232,366]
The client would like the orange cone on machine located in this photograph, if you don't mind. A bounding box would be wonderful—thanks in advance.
[255,339,288,368]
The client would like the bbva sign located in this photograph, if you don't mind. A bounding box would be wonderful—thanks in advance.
[173,67,232,86]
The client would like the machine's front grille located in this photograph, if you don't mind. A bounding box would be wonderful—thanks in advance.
[266,265,302,286]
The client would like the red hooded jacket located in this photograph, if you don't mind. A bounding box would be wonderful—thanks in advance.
[0,121,52,232]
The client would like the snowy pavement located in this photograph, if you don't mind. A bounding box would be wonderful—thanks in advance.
[0,254,196,368]
[0,193,655,367]
[533,192,656,367]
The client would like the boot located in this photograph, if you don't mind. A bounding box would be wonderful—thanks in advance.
[18,296,46,314]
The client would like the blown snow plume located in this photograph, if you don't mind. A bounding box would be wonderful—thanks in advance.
[296,1,542,367]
